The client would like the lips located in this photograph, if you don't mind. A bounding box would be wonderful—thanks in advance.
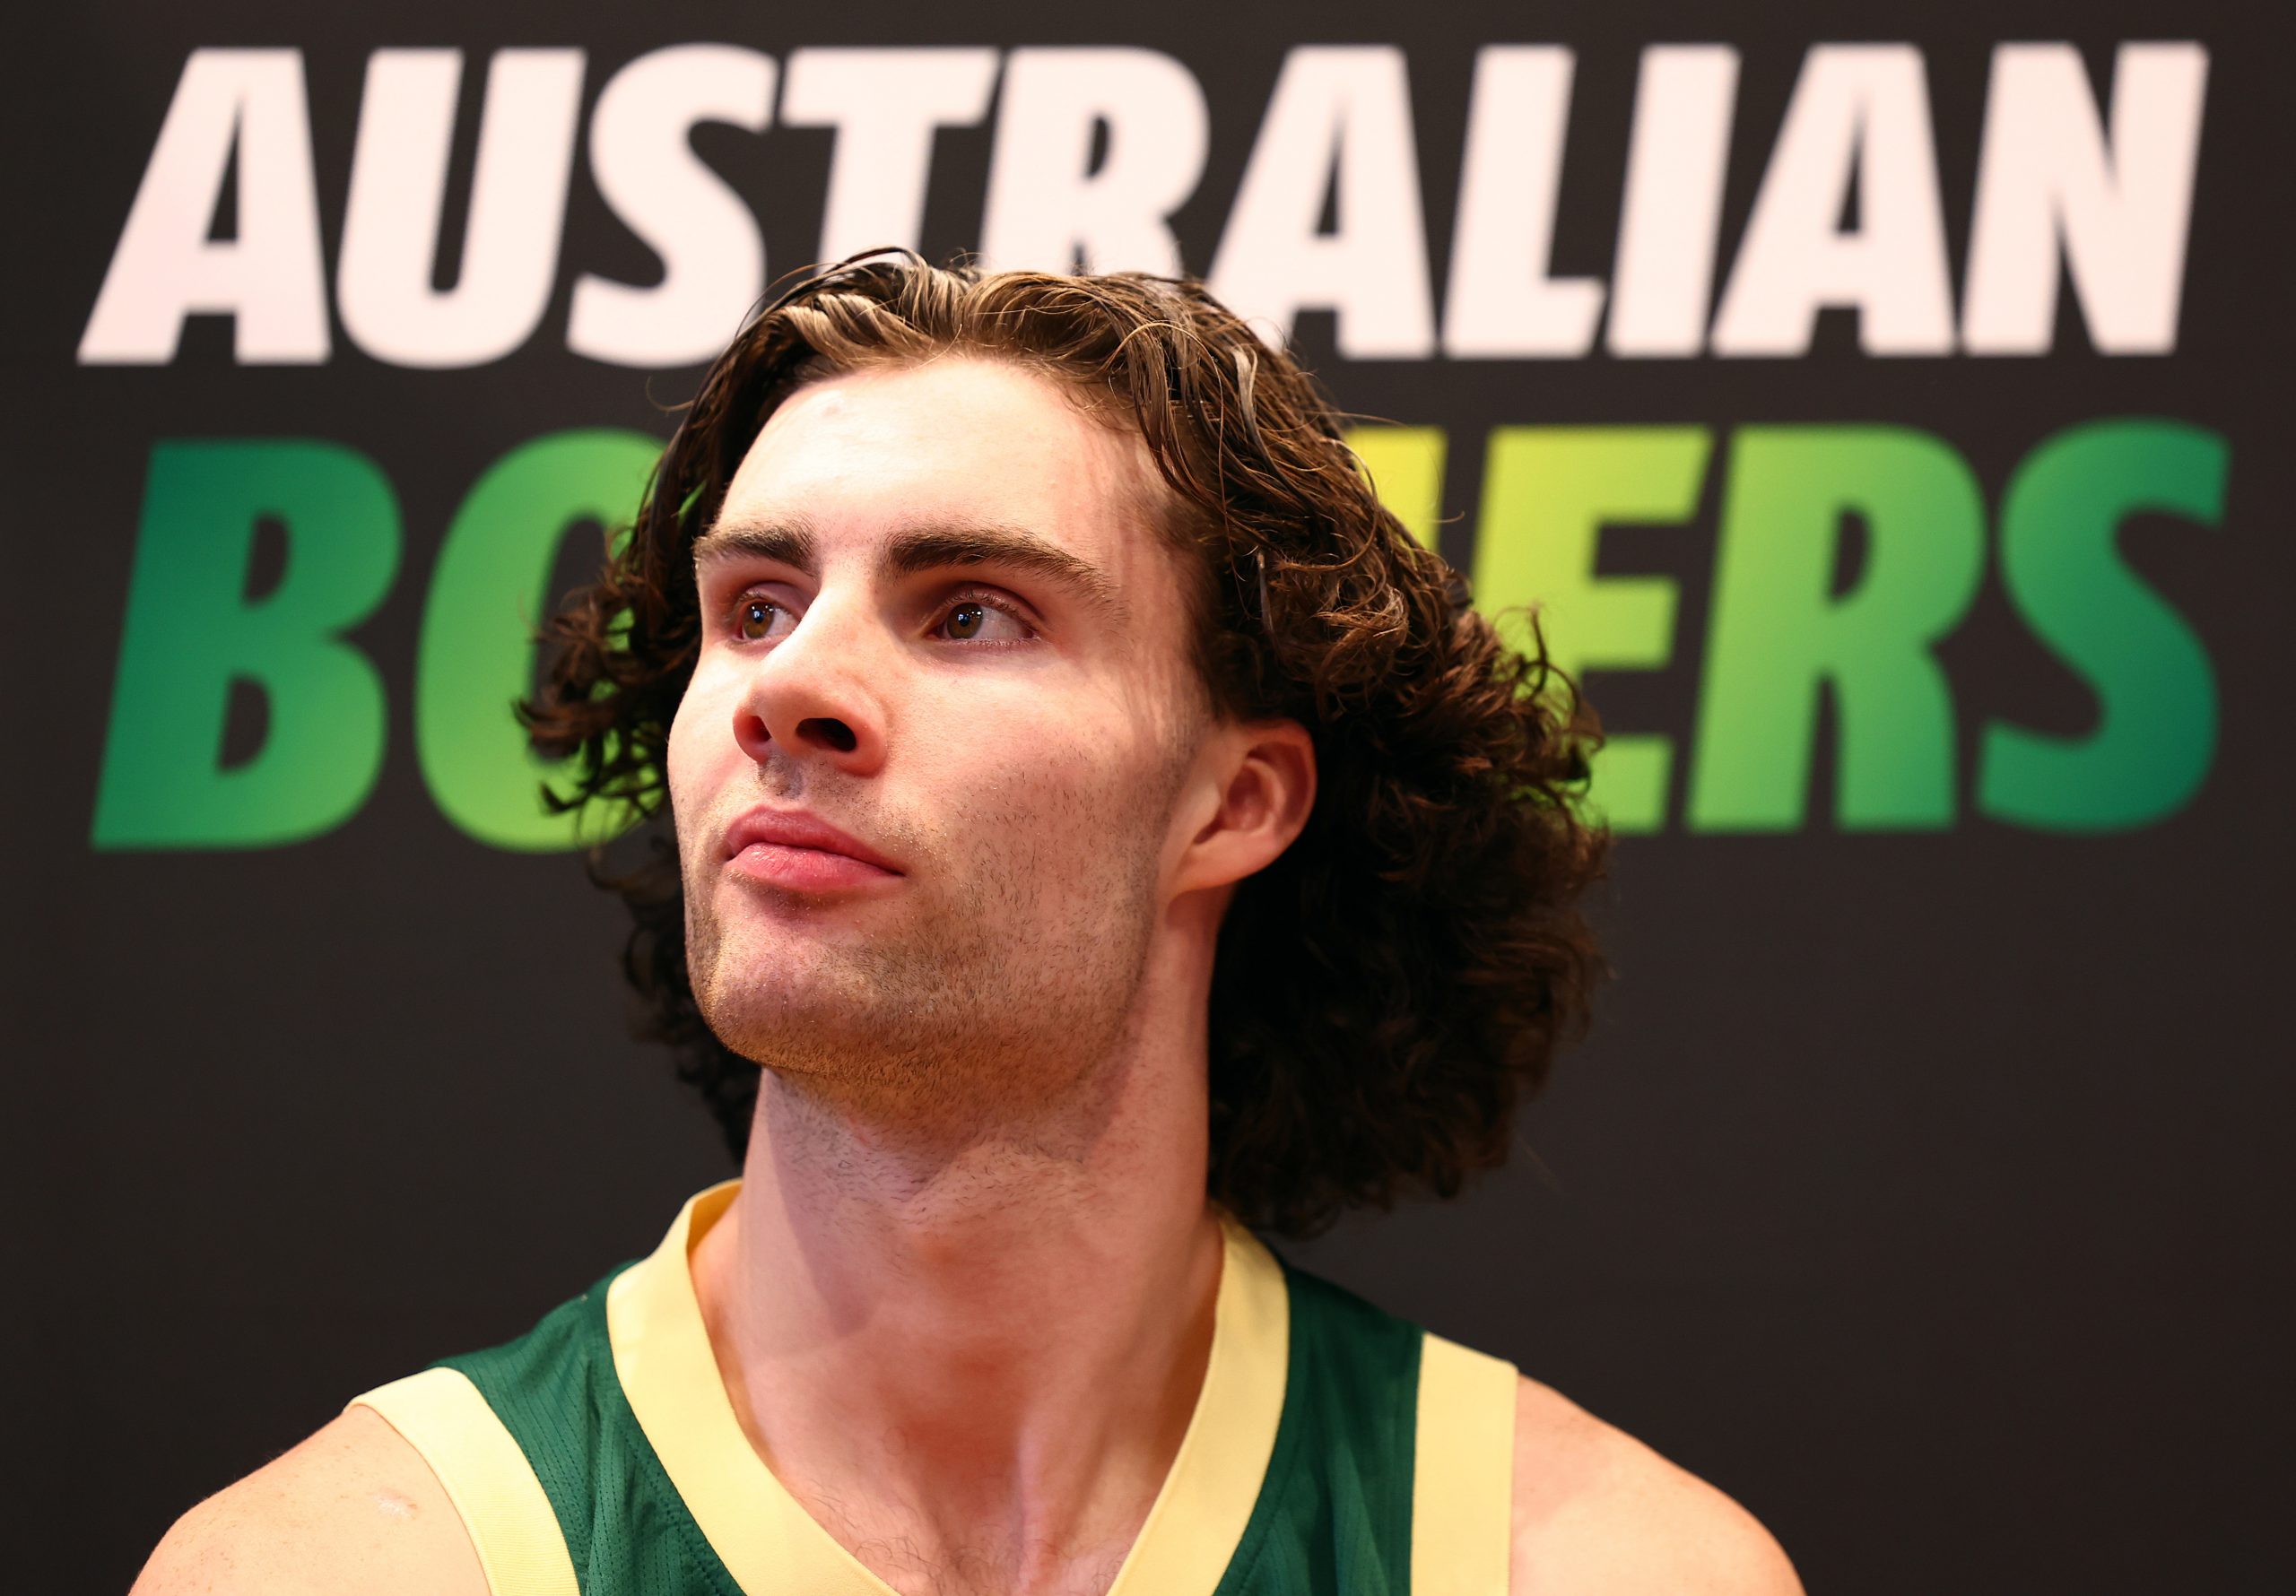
[721,806,904,875]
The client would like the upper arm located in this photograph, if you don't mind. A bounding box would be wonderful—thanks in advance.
[1508,1375,1804,1596]
[130,1405,490,1596]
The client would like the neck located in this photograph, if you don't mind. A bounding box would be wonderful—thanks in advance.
[688,915,1227,1595]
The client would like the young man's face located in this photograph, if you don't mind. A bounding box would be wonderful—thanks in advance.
[667,357,1212,1123]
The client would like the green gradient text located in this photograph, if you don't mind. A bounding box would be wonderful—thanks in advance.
[415,429,659,851]
[92,440,398,848]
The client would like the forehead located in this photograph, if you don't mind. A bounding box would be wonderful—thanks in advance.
[718,358,1175,602]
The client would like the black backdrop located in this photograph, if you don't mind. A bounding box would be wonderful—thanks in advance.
[9,2,2292,1591]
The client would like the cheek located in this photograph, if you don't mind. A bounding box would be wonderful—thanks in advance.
[959,703,1173,849]
[665,673,727,819]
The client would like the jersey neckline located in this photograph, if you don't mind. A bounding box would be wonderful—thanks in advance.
[603,1179,1292,1596]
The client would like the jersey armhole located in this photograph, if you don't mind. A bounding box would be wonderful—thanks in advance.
[1410,1332,1518,1596]
[348,1367,580,1596]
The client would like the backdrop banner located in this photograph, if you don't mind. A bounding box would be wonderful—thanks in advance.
[10,2,2289,1591]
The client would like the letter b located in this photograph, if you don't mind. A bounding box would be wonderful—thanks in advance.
[92,441,399,848]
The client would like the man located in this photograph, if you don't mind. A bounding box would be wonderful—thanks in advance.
[134,257,1802,1595]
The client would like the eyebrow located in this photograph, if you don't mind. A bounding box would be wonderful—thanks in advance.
[691,514,1130,625]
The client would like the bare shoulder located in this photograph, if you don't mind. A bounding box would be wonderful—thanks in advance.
[1509,1375,1804,1596]
[129,1405,487,1596]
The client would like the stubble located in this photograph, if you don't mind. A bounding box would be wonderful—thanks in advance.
[684,750,1184,1153]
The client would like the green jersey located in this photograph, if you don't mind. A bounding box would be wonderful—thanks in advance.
[349,1183,1517,1596]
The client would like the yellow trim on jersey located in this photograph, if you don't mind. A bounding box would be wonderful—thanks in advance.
[610,1181,874,1595]
[1102,1211,1289,1596]
[1409,1332,1519,1596]
[346,1366,580,1596]
[606,1180,1290,1596]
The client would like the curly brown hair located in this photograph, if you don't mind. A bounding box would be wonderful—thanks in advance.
[526,252,1609,1238]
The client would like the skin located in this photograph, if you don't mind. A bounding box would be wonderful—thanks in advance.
[131,359,1801,1596]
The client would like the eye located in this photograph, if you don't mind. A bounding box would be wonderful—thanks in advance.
[733,594,793,643]
[934,594,1034,646]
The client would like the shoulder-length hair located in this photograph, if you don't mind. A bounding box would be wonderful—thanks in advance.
[526,253,1609,1238]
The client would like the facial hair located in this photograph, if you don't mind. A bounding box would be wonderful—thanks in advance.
[683,750,1186,1153]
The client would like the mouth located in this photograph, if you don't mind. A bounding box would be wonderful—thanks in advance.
[721,806,904,892]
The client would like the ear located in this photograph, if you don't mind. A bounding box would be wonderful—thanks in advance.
[1170,717,1318,898]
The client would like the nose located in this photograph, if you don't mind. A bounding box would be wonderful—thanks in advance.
[729,591,889,775]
